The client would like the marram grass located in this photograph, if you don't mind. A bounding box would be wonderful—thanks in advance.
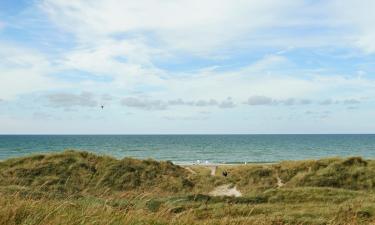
[1,150,375,224]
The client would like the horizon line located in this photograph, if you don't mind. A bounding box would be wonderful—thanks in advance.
[0,133,374,135]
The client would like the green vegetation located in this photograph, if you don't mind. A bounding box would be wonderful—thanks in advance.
[1,150,375,224]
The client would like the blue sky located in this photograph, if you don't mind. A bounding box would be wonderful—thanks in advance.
[0,0,375,134]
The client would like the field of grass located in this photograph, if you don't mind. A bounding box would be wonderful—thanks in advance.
[1,150,375,225]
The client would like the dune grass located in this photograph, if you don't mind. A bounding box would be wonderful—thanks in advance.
[1,150,375,224]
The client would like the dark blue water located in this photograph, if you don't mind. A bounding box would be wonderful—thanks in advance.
[0,135,375,164]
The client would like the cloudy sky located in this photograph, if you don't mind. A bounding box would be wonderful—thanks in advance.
[0,0,374,134]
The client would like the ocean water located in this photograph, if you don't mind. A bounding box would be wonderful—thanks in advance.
[0,135,375,164]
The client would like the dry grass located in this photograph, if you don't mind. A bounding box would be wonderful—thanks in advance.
[1,151,375,225]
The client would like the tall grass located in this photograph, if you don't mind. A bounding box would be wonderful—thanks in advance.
[1,151,375,224]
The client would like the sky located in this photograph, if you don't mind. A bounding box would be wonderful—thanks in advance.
[0,0,375,134]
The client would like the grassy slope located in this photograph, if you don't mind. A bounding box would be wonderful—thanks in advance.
[1,150,375,225]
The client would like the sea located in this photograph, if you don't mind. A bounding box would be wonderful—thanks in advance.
[0,135,375,164]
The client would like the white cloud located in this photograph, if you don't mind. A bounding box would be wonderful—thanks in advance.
[40,0,307,54]
[32,0,375,106]
[245,96,274,105]
[120,97,235,111]
[244,96,312,106]
[45,92,99,108]
[39,0,375,56]
[0,43,64,100]
[2,0,375,133]
[64,51,375,109]
[343,99,360,105]
[330,0,375,53]
[121,97,167,110]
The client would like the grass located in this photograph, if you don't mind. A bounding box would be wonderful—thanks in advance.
[1,150,375,224]
[0,150,192,198]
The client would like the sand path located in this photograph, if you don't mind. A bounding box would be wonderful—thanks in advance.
[184,165,217,176]
[276,173,284,188]
[185,167,197,174]
[209,184,242,197]
[209,166,217,176]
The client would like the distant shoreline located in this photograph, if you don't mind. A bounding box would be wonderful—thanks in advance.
[1,149,373,165]
[177,162,277,166]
